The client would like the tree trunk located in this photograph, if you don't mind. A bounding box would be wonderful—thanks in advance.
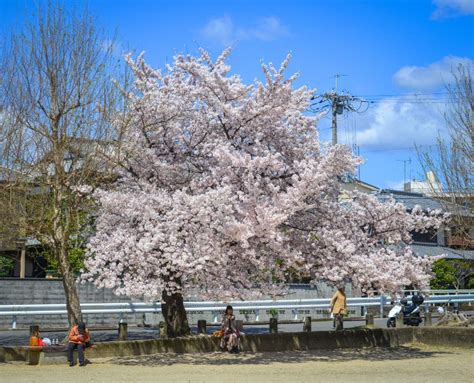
[161,290,190,338]
[56,244,82,326]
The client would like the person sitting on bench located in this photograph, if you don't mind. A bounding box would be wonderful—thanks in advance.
[67,322,90,367]
[219,305,241,353]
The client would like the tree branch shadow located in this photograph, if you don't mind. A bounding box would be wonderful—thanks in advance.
[104,346,453,367]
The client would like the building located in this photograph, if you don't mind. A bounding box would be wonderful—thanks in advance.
[377,189,474,261]
[403,171,442,195]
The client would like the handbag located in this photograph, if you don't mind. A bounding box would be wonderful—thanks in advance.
[212,329,224,338]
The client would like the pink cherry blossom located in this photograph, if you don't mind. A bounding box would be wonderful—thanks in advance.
[83,49,446,301]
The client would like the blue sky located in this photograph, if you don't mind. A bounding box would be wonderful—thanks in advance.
[1,0,473,189]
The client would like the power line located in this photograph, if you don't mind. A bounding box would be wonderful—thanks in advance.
[353,91,450,98]
[310,75,369,145]
[360,147,414,153]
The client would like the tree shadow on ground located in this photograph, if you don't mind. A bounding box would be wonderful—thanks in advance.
[105,346,453,367]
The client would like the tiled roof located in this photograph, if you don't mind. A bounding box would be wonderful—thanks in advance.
[377,189,473,217]
[409,243,474,260]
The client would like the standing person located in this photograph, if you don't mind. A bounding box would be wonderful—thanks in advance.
[220,305,241,353]
[329,285,347,331]
[67,322,90,366]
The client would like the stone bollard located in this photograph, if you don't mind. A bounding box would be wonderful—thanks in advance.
[159,321,168,339]
[118,322,128,341]
[197,320,207,334]
[303,316,312,332]
[396,313,405,328]
[269,318,278,334]
[424,312,432,327]
[365,314,374,327]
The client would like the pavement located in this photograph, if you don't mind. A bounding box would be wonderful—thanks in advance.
[0,318,429,347]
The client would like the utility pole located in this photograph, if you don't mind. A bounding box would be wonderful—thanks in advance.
[311,74,367,146]
[331,98,338,145]
[331,74,346,145]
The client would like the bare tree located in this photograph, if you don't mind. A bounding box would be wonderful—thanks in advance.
[0,2,126,325]
[418,63,474,250]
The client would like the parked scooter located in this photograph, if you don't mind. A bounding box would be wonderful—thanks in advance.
[387,294,424,327]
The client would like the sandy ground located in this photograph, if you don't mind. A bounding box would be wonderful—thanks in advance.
[1,344,472,383]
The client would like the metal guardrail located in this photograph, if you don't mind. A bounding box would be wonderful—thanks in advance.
[1,290,473,329]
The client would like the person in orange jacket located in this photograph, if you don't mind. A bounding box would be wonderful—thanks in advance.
[329,285,347,331]
[29,328,45,347]
[67,322,90,367]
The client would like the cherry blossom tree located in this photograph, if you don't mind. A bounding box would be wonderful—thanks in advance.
[83,49,445,337]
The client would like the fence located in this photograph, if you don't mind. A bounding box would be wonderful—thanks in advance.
[1,290,473,329]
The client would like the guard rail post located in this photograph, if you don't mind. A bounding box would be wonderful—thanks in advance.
[379,295,386,318]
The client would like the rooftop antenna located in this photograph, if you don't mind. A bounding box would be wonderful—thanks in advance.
[397,158,412,188]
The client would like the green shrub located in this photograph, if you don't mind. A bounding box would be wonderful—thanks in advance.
[0,256,15,277]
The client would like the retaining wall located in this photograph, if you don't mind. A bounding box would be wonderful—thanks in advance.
[1,327,472,365]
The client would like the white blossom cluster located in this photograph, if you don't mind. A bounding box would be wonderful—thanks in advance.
[83,49,446,301]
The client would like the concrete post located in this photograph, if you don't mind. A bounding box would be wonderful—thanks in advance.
[118,322,128,341]
[20,247,26,279]
[159,321,168,339]
[424,312,432,327]
[269,318,278,334]
[396,313,404,328]
[197,320,207,334]
[303,316,311,332]
[365,314,374,326]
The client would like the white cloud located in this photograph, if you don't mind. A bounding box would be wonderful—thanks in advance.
[200,16,289,46]
[432,0,474,18]
[354,95,447,150]
[201,16,235,46]
[393,56,473,91]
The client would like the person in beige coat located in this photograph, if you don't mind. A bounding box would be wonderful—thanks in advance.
[329,286,347,330]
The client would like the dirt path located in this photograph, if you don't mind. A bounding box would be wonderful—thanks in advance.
[1,344,473,383]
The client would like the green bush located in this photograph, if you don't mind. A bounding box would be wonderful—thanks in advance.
[0,256,15,277]
[36,246,86,275]
[431,259,474,289]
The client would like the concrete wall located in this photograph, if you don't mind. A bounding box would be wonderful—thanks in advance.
[2,327,473,364]
[0,278,356,329]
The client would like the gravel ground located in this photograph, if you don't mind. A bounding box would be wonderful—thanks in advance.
[1,344,472,383]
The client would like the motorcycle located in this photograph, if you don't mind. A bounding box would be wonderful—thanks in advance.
[387,294,424,328]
